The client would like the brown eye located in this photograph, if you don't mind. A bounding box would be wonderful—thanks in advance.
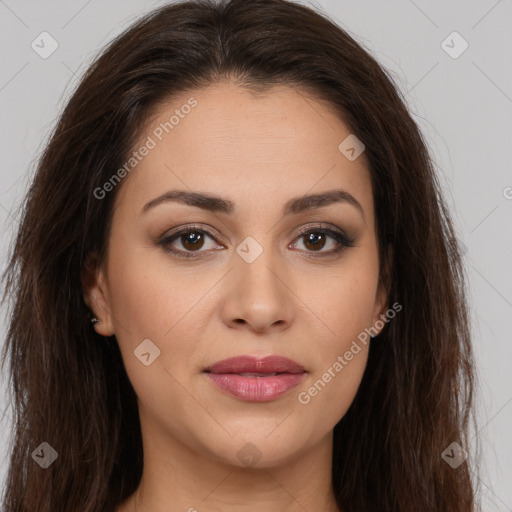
[291,227,355,258]
[158,225,223,259]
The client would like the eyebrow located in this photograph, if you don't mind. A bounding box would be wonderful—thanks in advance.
[141,188,365,220]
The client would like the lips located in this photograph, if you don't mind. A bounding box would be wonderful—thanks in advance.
[203,354,306,375]
[203,355,306,402]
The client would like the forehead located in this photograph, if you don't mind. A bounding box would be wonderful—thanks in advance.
[114,82,374,224]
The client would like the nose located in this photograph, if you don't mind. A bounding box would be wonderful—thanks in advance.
[220,246,294,334]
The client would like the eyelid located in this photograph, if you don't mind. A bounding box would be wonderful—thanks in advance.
[294,222,345,237]
[157,223,224,259]
[160,223,225,243]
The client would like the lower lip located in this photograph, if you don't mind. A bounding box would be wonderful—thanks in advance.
[205,373,306,402]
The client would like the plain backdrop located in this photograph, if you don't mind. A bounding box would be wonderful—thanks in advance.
[0,0,511,510]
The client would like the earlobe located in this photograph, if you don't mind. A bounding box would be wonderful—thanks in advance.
[81,253,116,337]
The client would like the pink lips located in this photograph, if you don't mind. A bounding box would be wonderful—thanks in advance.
[203,355,306,402]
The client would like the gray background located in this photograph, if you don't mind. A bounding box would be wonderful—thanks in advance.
[0,0,511,509]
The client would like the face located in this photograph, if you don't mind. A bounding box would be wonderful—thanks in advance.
[84,82,390,469]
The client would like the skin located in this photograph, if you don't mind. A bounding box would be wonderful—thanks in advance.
[83,81,391,512]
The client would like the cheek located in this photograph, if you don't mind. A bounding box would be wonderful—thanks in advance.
[295,344,369,438]
[291,256,377,424]
[107,244,212,338]
[294,294,372,434]
[308,255,380,341]
[106,247,215,394]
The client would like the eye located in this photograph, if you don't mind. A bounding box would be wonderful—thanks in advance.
[158,224,223,259]
[290,224,356,258]
[157,223,355,260]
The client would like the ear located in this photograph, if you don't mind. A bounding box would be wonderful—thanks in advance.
[371,243,393,336]
[81,252,116,337]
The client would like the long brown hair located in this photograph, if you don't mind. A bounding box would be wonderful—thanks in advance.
[1,0,479,510]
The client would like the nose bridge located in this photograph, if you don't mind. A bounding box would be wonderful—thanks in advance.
[234,234,283,293]
[221,233,293,331]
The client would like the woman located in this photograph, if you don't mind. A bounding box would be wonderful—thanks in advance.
[0,0,479,510]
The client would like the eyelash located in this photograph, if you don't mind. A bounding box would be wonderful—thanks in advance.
[157,223,356,260]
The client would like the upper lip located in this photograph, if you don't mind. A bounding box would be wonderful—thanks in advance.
[203,355,306,374]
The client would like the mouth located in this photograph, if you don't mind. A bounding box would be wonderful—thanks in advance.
[203,354,306,375]
[203,355,307,402]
